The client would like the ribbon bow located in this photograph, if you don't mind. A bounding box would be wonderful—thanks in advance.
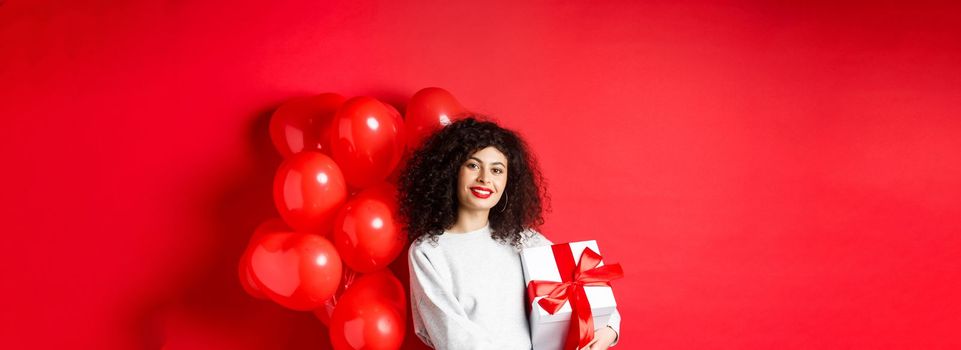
[527,246,624,350]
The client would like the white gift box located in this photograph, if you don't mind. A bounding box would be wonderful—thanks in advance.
[520,240,618,350]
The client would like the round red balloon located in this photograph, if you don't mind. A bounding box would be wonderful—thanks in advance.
[249,232,343,311]
[343,270,406,318]
[269,93,346,157]
[330,97,407,191]
[331,183,405,273]
[404,87,467,151]
[239,219,291,299]
[274,151,348,234]
[385,147,412,185]
[313,266,360,326]
[383,101,402,120]
[328,270,407,350]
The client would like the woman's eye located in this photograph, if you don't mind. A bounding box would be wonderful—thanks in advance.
[468,163,478,169]
[493,168,503,174]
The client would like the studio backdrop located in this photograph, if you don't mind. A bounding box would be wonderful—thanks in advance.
[1,1,960,349]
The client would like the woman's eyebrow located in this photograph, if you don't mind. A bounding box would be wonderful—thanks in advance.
[469,157,506,167]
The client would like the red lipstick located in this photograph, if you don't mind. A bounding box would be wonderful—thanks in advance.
[470,186,493,199]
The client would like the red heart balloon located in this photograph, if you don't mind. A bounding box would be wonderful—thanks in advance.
[249,232,343,311]
[331,183,405,273]
[273,151,348,234]
[330,97,407,191]
[238,219,290,299]
[404,87,467,151]
[238,259,265,299]
[269,93,346,157]
[328,270,407,350]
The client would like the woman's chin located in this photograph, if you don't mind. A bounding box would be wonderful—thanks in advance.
[461,201,494,211]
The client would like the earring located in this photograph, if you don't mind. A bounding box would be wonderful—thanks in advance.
[499,192,509,213]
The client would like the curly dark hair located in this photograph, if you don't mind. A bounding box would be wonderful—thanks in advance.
[397,115,551,248]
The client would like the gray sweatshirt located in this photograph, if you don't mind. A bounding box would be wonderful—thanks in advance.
[408,223,622,349]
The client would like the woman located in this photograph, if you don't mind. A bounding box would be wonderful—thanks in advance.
[397,116,621,350]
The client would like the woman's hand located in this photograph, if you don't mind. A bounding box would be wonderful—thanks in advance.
[579,326,618,350]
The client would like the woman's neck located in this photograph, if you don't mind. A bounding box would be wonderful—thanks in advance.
[447,209,490,233]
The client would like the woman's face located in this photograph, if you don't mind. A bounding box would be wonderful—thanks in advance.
[456,146,509,212]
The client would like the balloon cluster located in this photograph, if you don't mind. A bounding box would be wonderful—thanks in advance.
[238,88,467,349]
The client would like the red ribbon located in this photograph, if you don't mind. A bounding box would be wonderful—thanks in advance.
[527,244,624,350]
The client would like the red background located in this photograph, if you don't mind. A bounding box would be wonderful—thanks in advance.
[2,1,960,349]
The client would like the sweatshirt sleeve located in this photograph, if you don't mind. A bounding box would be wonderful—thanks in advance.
[524,228,554,248]
[606,308,621,346]
[408,243,501,350]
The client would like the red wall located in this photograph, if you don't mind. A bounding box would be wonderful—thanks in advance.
[2,1,960,349]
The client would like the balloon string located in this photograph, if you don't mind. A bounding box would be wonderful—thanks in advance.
[332,269,358,305]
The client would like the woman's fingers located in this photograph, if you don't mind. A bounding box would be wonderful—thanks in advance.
[588,327,615,350]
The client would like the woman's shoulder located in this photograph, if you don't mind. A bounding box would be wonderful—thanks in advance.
[408,236,445,270]
[521,227,553,248]
[407,233,461,260]
[408,236,439,256]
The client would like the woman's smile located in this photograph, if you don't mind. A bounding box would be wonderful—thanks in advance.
[470,186,493,199]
